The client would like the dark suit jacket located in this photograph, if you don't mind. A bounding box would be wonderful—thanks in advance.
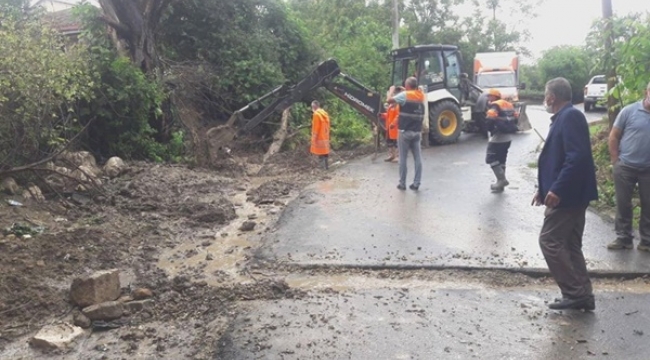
[537,104,598,208]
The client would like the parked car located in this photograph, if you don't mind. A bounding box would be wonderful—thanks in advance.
[583,75,607,112]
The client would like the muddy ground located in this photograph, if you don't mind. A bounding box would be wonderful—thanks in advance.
[0,144,375,359]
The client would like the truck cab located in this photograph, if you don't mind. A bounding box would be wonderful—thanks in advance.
[473,52,525,102]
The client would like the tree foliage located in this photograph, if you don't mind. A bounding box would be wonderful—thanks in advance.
[537,45,591,103]
[0,2,95,169]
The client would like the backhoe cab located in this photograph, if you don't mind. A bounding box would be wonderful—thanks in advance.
[389,45,530,144]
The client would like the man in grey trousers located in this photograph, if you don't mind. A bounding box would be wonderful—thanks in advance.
[387,77,425,191]
[534,77,598,311]
[607,81,650,251]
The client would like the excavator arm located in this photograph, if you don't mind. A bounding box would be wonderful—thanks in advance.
[207,59,385,150]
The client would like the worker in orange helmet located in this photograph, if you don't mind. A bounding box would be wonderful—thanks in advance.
[484,88,518,192]
[310,100,331,170]
[382,86,403,162]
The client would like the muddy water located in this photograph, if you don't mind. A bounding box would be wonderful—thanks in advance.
[156,176,291,286]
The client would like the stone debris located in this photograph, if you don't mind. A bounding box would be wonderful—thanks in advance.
[1,177,20,195]
[132,288,154,300]
[82,301,125,321]
[70,269,121,307]
[30,323,85,352]
[103,156,127,178]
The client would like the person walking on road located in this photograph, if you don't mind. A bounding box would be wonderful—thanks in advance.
[484,88,518,192]
[310,100,331,170]
[607,81,650,252]
[387,77,425,191]
[533,77,598,311]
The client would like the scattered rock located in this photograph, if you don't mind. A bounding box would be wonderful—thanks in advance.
[239,221,256,232]
[22,183,45,202]
[70,269,121,307]
[30,323,85,352]
[57,151,98,169]
[71,165,102,184]
[125,299,154,313]
[82,301,124,321]
[117,295,134,303]
[132,288,154,300]
[73,313,91,329]
[36,260,45,267]
[103,157,127,178]
[1,177,20,195]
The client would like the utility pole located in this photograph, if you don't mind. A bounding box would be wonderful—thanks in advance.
[392,0,399,49]
[602,0,617,128]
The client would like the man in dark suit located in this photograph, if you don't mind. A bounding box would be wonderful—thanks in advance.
[533,77,598,311]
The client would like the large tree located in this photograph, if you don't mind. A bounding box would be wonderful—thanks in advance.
[98,0,176,75]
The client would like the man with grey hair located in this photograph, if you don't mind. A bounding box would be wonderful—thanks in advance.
[387,77,425,191]
[533,77,598,310]
[607,81,650,251]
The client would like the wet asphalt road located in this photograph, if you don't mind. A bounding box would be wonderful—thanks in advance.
[216,286,650,360]
[257,105,650,274]
[216,106,650,360]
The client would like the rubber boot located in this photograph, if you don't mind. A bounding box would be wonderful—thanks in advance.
[490,165,509,192]
[321,156,329,170]
[384,147,396,162]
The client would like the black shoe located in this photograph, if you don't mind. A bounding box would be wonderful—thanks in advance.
[397,184,406,190]
[548,296,595,311]
[409,184,419,191]
[607,238,633,250]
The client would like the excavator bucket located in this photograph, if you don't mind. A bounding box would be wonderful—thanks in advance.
[515,102,532,132]
[205,112,241,161]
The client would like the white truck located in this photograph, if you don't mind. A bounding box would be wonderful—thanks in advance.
[583,75,607,112]
[473,51,524,102]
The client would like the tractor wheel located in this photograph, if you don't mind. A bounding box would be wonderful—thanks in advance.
[428,100,463,145]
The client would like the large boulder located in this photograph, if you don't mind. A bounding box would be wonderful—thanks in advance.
[69,269,121,307]
[102,157,126,179]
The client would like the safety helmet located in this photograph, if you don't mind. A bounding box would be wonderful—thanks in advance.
[487,88,501,98]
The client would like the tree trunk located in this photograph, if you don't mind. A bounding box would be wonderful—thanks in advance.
[602,0,617,128]
[98,0,172,75]
[262,108,291,163]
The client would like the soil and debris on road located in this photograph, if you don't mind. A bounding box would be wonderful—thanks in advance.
[0,144,374,358]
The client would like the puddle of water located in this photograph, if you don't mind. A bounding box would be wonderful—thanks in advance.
[317,178,360,192]
[285,274,485,292]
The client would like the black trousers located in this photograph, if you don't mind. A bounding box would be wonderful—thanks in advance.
[539,206,593,299]
[614,162,650,244]
[485,141,511,166]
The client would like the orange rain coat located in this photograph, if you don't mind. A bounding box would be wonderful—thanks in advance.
[310,108,330,155]
[384,104,400,141]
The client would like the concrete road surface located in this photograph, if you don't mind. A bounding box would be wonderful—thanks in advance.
[256,105,650,274]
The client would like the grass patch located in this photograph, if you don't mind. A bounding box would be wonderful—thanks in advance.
[527,162,538,168]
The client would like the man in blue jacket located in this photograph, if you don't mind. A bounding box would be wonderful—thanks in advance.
[533,77,598,311]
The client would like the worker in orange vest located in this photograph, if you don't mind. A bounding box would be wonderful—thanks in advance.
[310,100,331,170]
[382,86,403,162]
[484,88,518,192]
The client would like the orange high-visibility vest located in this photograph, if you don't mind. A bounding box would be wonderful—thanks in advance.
[310,108,330,155]
[385,104,400,140]
[486,99,515,120]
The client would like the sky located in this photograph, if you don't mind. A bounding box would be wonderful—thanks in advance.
[457,0,650,63]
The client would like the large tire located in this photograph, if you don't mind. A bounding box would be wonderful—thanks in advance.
[584,102,592,112]
[428,100,464,145]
